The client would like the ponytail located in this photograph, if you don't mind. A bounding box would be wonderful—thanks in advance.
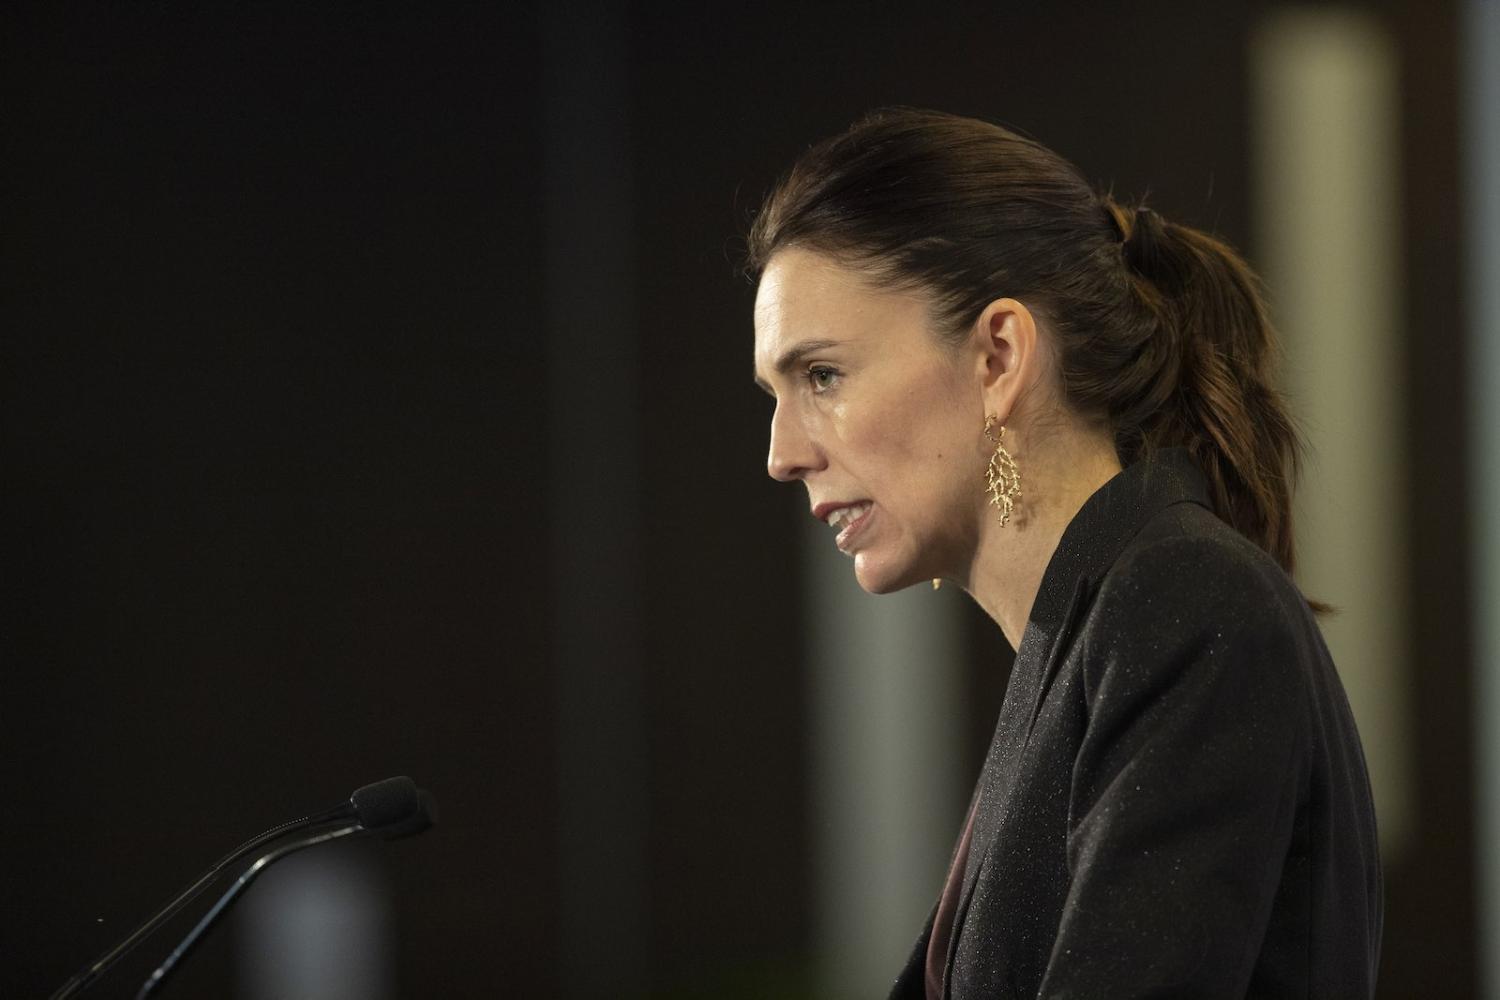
[1103,201,1309,583]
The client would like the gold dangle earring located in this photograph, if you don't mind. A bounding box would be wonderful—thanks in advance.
[983,415,1022,527]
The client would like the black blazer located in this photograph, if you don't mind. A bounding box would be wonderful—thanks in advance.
[891,449,1382,999]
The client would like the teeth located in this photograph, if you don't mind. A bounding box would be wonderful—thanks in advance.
[826,502,871,532]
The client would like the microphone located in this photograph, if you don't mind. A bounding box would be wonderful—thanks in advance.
[134,786,435,998]
[350,775,423,831]
[49,777,431,1000]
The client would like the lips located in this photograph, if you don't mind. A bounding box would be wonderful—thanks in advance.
[814,500,874,552]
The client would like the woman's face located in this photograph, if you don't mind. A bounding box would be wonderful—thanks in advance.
[753,248,988,593]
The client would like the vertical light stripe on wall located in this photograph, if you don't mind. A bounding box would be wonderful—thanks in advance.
[1251,9,1413,856]
[1466,0,1500,993]
[805,519,966,1000]
[545,3,648,996]
[238,850,391,1000]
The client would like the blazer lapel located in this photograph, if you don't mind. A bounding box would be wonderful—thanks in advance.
[1025,574,1095,740]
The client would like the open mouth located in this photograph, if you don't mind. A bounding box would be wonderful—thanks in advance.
[826,501,873,551]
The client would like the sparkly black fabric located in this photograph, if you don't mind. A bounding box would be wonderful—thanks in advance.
[891,448,1383,999]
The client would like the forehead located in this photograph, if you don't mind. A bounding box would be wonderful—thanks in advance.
[754,249,865,337]
[752,248,929,373]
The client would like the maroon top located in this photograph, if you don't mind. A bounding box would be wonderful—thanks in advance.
[925,793,980,999]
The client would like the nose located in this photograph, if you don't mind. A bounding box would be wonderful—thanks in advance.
[766,401,822,482]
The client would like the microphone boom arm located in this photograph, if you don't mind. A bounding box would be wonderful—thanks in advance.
[134,823,364,999]
[48,802,354,1000]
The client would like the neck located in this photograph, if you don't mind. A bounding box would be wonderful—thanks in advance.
[960,427,1123,650]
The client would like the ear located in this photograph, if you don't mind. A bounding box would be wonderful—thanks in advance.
[974,297,1040,425]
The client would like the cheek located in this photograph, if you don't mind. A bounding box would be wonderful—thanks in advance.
[830,400,925,474]
[832,375,973,499]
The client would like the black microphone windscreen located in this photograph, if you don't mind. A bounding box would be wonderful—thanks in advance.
[349,776,420,831]
[377,789,437,841]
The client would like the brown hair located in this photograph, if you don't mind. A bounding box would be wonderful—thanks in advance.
[746,107,1312,584]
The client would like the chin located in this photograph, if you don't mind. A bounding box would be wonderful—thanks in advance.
[852,552,925,595]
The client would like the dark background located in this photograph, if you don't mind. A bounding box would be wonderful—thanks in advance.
[1,2,1473,997]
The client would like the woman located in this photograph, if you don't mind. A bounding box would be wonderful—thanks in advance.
[748,108,1382,999]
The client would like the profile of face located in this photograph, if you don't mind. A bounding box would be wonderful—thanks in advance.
[753,248,997,594]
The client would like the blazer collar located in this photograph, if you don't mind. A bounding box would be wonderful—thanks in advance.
[1021,446,1213,656]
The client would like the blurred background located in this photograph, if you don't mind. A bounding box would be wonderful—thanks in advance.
[2,1,1494,997]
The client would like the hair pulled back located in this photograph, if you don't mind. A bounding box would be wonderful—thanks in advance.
[746,107,1308,578]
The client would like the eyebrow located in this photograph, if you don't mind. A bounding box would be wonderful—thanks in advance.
[753,338,843,394]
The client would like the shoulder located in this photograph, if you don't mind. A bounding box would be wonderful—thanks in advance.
[1079,502,1319,715]
[1096,501,1307,631]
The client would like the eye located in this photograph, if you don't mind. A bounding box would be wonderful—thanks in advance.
[807,366,840,393]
